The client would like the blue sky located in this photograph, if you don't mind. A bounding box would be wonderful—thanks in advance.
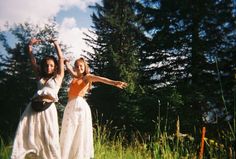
[0,0,100,58]
[57,6,94,28]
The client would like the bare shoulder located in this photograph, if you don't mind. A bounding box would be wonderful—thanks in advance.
[84,73,95,82]
[84,73,92,79]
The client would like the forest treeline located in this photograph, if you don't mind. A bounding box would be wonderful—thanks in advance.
[0,0,235,144]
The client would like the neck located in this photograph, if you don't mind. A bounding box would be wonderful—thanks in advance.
[42,74,53,79]
[77,74,83,79]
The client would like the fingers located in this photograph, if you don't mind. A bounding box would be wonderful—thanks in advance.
[29,38,41,45]
[122,82,128,88]
[118,81,128,89]
[47,39,57,43]
[64,58,70,65]
[29,38,58,45]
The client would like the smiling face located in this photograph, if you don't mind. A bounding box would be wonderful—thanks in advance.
[74,60,85,75]
[74,57,90,77]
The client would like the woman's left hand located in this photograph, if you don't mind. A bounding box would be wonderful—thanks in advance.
[115,81,128,89]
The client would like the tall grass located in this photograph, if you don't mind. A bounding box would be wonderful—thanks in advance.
[0,136,11,159]
[0,118,233,159]
[93,119,152,159]
[93,117,231,159]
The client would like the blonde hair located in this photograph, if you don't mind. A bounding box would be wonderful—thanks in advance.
[74,57,92,90]
[74,57,90,76]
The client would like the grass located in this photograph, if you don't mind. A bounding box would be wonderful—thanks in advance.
[0,118,234,159]
[0,136,11,159]
[93,120,152,159]
[92,117,233,159]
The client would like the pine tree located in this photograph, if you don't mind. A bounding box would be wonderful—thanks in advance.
[136,0,236,133]
[85,0,143,132]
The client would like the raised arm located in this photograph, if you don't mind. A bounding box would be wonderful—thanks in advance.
[50,40,64,79]
[28,38,41,77]
[64,60,78,78]
[85,74,128,89]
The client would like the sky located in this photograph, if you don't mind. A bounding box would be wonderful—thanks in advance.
[0,0,100,58]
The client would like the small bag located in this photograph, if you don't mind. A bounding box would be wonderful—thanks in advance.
[31,101,53,112]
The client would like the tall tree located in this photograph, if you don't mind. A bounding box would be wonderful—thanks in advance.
[136,0,236,134]
[85,0,143,132]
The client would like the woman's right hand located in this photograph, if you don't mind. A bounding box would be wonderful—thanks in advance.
[48,39,58,44]
[29,38,41,45]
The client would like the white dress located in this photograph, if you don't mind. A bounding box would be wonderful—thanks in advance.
[11,78,61,159]
[60,97,94,159]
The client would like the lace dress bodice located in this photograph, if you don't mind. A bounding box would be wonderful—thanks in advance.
[32,77,60,102]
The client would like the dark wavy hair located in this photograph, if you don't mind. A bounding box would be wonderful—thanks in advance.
[40,55,58,78]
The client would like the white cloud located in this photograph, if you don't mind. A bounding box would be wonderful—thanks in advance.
[0,0,61,27]
[0,0,99,57]
[58,17,94,59]
[0,0,99,28]
[61,17,77,28]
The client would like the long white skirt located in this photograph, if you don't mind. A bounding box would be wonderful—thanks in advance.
[11,102,61,159]
[60,97,94,159]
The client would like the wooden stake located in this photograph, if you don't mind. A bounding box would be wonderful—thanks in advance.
[199,127,206,159]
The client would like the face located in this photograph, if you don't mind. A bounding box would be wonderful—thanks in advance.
[43,59,55,75]
[75,60,85,75]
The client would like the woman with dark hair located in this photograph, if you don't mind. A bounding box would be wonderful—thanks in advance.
[40,55,59,77]
[11,38,64,159]
[60,57,127,159]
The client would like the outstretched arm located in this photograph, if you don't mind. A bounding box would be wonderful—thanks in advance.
[86,74,128,89]
[50,40,64,79]
[28,38,41,78]
[64,60,78,77]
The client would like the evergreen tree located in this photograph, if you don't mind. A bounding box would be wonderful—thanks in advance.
[85,0,143,132]
[136,0,236,134]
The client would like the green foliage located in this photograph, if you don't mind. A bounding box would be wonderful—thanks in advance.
[0,117,233,159]
[93,117,152,159]
[86,0,144,133]
[0,136,11,159]
[92,118,231,159]
[84,0,236,140]
[136,0,236,134]
[0,1,235,155]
